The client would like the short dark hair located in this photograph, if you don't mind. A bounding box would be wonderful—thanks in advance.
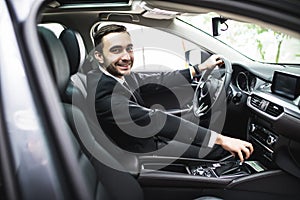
[93,24,128,52]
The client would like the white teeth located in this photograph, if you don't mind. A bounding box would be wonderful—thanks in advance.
[119,65,130,68]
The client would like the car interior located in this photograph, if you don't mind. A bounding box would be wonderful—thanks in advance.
[15,0,300,199]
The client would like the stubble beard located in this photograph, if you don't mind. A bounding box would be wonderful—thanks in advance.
[106,64,125,78]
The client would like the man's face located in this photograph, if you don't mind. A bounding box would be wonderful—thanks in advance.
[95,32,134,78]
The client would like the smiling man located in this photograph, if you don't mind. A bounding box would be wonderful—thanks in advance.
[89,24,253,161]
[95,30,134,77]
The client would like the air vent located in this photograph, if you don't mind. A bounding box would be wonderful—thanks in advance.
[266,102,284,117]
[250,94,284,117]
[250,95,263,109]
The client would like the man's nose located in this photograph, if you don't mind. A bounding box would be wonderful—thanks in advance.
[121,51,131,60]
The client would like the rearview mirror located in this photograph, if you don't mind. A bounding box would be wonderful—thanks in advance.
[212,17,228,36]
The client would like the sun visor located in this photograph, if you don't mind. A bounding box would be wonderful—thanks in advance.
[139,1,180,20]
[141,0,212,14]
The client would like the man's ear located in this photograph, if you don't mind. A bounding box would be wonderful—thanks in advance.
[94,51,104,64]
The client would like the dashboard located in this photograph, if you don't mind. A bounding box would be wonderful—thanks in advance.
[230,63,300,176]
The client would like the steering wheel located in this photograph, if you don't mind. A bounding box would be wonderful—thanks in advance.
[193,56,232,117]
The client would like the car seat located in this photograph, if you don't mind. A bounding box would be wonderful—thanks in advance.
[59,29,88,110]
[58,28,121,159]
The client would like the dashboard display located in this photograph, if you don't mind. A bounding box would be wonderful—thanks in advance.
[236,71,256,94]
[271,71,300,100]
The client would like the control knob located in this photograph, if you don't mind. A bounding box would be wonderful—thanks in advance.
[267,135,276,145]
[250,124,256,132]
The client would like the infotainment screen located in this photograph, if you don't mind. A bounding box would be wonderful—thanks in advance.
[271,71,300,100]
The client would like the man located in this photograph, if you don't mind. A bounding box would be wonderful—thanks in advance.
[88,24,253,161]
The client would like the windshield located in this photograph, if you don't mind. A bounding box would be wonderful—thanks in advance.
[179,13,300,64]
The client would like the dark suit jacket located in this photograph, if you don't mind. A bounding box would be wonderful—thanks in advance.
[87,68,215,153]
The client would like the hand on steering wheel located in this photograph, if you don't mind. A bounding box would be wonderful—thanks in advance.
[199,54,224,71]
[193,55,232,117]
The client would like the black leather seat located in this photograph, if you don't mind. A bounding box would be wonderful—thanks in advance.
[59,28,88,113]
[59,29,87,96]
[58,28,119,156]
[37,25,222,200]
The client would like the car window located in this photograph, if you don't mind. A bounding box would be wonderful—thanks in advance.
[133,47,186,72]
[92,22,200,72]
[179,13,300,64]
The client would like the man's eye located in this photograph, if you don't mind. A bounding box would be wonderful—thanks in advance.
[126,46,133,52]
[110,48,122,54]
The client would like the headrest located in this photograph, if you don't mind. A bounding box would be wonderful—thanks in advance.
[38,26,70,98]
[59,29,86,75]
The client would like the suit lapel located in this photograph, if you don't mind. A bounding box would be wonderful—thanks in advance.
[124,75,145,106]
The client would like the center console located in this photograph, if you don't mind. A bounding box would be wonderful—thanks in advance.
[248,116,279,169]
[137,112,286,199]
[140,155,267,180]
[137,143,299,199]
[188,158,266,178]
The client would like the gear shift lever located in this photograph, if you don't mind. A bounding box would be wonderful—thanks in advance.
[234,146,251,164]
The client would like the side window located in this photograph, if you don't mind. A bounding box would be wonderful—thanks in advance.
[92,22,200,72]
[133,47,186,72]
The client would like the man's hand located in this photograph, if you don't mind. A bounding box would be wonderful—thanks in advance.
[199,54,223,71]
[215,134,254,162]
[190,54,223,77]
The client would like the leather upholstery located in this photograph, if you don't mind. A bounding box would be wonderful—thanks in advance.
[64,103,143,200]
[38,26,70,99]
[60,29,87,98]
[59,29,86,75]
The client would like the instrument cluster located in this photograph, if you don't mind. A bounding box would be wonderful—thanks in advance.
[235,71,257,94]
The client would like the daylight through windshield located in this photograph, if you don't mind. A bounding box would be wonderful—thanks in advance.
[179,13,300,64]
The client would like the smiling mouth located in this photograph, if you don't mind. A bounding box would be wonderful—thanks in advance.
[118,63,131,70]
